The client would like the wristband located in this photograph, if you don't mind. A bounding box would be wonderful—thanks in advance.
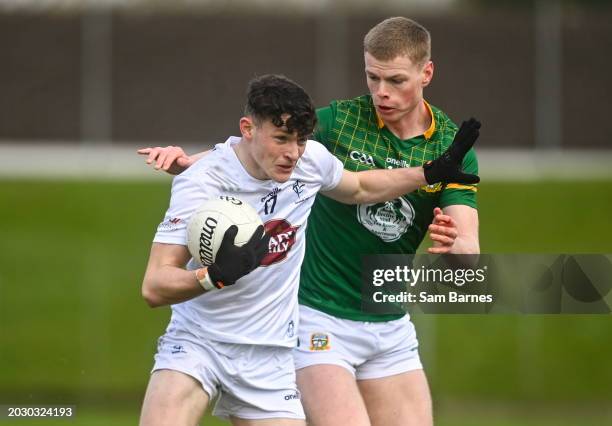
[195,267,216,291]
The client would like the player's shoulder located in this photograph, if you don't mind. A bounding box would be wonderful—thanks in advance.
[184,138,234,174]
[325,95,379,132]
[295,139,335,175]
[301,139,331,162]
[176,137,236,188]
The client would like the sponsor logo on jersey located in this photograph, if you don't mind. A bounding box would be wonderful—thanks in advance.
[261,219,300,266]
[310,333,330,351]
[386,157,411,168]
[283,391,300,401]
[219,195,243,205]
[171,344,187,354]
[356,198,415,242]
[349,150,375,167]
[261,187,281,214]
[157,217,183,232]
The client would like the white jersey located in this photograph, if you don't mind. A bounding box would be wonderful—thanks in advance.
[154,136,344,347]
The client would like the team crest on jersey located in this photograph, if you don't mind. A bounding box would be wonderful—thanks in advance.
[356,198,415,242]
[261,219,300,266]
[310,333,330,351]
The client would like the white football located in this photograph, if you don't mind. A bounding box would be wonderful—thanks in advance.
[187,196,263,267]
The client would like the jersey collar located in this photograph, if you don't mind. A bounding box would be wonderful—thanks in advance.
[375,100,436,141]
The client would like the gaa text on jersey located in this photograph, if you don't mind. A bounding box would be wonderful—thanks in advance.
[350,150,375,167]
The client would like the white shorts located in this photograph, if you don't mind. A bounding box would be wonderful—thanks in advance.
[293,305,423,380]
[152,326,305,421]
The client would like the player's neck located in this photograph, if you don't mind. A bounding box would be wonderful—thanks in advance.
[383,101,431,140]
[233,140,268,181]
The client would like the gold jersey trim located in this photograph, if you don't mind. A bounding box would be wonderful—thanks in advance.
[446,183,478,192]
[375,100,436,141]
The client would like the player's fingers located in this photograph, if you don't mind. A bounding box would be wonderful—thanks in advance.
[162,153,179,171]
[155,151,168,169]
[433,213,452,225]
[137,148,152,155]
[429,233,455,246]
[445,215,458,229]
[428,245,452,254]
[145,147,161,164]
[245,225,265,248]
[433,207,443,217]
[454,172,480,184]
[254,231,271,261]
[220,225,239,247]
[429,224,458,239]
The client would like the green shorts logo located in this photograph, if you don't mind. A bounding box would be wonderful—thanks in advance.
[356,198,415,242]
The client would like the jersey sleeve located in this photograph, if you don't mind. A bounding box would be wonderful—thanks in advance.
[306,139,344,192]
[153,174,208,245]
[313,103,336,150]
[439,148,479,209]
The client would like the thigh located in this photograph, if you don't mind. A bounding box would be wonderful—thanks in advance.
[296,364,370,426]
[139,369,210,426]
[357,370,432,426]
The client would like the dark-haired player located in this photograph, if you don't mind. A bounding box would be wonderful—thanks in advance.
[139,73,479,426]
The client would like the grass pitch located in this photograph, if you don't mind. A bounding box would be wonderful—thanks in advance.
[0,179,611,425]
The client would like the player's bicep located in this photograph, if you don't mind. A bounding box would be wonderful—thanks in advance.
[443,204,479,241]
[321,170,360,204]
[145,243,191,274]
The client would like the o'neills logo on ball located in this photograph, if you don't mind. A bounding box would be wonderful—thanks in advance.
[262,219,300,266]
[198,216,218,265]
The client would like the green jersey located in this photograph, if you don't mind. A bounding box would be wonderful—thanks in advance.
[298,95,478,321]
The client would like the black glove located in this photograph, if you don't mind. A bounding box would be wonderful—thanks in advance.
[423,118,481,185]
[207,225,270,288]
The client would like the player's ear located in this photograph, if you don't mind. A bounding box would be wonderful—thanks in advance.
[240,117,255,139]
[421,60,434,87]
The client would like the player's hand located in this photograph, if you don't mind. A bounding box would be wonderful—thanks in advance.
[427,207,458,254]
[207,225,271,288]
[423,118,481,185]
[137,146,194,175]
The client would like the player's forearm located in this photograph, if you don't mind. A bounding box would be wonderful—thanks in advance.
[354,167,427,204]
[141,266,204,307]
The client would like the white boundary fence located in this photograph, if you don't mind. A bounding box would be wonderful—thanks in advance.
[0,143,610,181]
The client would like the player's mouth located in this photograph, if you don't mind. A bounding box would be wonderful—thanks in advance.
[376,105,395,114]
[276,164,294,173]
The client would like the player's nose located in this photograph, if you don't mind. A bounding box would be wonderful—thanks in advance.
[285,142,300,162]
[375,82,389,98]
